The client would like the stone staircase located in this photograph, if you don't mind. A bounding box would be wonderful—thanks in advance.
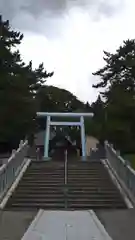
[67,161,126,209]
[6,161,65,210]
[5,160,126,210]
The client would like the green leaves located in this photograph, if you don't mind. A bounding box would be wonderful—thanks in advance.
[92,39,135,153]
[0,15,53,148]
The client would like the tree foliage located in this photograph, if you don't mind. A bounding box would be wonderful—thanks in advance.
[0,16,53,149]
[36,85,91,141]
[92,39,135,153]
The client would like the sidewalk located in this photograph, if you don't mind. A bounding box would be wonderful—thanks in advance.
[96,209,135,240]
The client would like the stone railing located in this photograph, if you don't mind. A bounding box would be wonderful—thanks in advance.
[105,141,135,203]
[0,140,29,201]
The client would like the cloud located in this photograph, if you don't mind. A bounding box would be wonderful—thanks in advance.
[0,0,129,103]
[1,0,124,26]
[0,0,125,41]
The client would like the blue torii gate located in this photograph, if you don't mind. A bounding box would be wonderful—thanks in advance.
[37,112,93,161]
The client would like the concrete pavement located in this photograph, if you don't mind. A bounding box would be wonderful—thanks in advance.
[96,209,135,240]
[22,210,112,240]
[0,210,36,240]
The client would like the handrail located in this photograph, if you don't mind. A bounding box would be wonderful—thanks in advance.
[105,141,135,202]
[64,150,68,185]
[0,140,29,201]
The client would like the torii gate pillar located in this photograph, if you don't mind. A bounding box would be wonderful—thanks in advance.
[80,116,86,159]
[44,116,50,159]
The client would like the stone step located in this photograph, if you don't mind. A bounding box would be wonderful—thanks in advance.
[5,161,127,210]
[22,175,64,179]
[20,179,111,184]
[68,203,125,209]
[23,173,64,177]
[14,188,120,194]
[13,188,64,193]
[8,198,65,203]
[21,179,64,183]
[6,202,125,210]
[10,194,64,199]
[6,202,65,209]
[10,193,123,200]
[26,170,64,174]
[18,180,112,185]
[67,171,108,175]
[67,177,111,181]
[18,183,65,188]
[24,173,105,177]
[15,185,118,191]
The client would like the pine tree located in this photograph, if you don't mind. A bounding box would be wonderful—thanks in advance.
[92,39,135,152]
[0,15,53,150]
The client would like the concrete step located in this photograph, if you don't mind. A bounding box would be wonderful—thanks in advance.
[67,167,106,171]
[15,185,64,190]
[19,180,112,185]
[67,172,108,175]
[18,183,65,188]
[6,202,125,210]
[6,202,65,209]
[67,168,106,171]
[10,194,65,199]
[26,170,64,174]
[8,198,65,203]
[22,178,64,182]
[68,203,125,209]
[13,191,120,198]
[21,179,64,183]
[23,173,64,177]
[67,178,112,181]
[14,188,64,193]
[11,193,123,200]
[65,182,118,186]
[15,185,118,191]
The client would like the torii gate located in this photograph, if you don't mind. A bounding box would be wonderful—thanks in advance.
[37,112,93,161]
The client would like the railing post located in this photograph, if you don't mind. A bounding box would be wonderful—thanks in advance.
[19,140,24,148]
[12,149,16,156]
[36,148,40,161]
[64,150,68,185]
[64,149,68,209]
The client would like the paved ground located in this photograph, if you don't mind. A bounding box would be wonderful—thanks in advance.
[1,209,135,239]
[0,210,37,240]
[22,210,112,240]
[96,209,135,240]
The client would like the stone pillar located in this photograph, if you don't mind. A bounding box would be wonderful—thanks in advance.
[44,116,51,160]
[80,116,86,161]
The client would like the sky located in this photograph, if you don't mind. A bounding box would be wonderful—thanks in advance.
[1,0,135,103]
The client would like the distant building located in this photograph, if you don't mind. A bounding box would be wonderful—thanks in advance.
[34,130,56,147]
[34,130,79,159]
[34,131,99,158]
[49,134,78,160]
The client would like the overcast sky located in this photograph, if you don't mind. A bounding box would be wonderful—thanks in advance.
[1,0,135,103]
